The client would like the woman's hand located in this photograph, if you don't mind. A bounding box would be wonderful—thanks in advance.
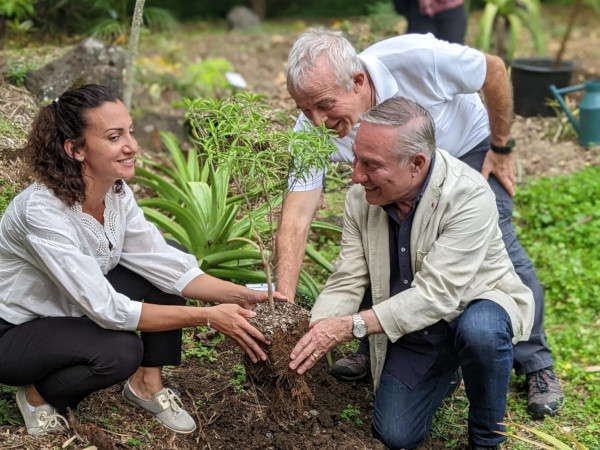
[239,289,287,309]
[208,304,270,363]
[182,274,286,309]
[289,316,353,374]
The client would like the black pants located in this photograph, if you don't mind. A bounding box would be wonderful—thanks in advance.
[0,265,185,412]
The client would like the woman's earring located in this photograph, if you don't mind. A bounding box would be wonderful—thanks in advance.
[76,156,84,162]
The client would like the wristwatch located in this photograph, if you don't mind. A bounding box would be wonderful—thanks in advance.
[490,138,515,155]
[351,313,367,339]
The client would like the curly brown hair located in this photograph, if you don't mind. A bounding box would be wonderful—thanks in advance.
[25,84,125,206]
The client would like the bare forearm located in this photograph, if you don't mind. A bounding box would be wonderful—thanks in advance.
[137,302,270,362]
[182,274,252,306]
[274,189,322,300]
[481,54,513,146]
[274,225,310,300]
[137,303,206,332]
[360,309,383,335]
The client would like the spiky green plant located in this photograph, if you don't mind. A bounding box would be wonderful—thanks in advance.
[133,131,269,284]
[475,0,546,60]
[185,92,336,310]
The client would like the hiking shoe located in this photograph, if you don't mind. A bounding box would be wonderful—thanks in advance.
[15,387,69,436]
[330,352,369,381]
[526,367,564,419]
[122,381,196,434]
[444,367,463,398]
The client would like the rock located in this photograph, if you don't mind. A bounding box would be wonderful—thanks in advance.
[318,414,335,428]
[310,424,320,437]
[24,38,125,101]
[132,112,187,152]
[226,6,261,31]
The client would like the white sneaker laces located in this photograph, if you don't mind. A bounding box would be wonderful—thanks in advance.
[158,389,183,413]
[38,410,69,432]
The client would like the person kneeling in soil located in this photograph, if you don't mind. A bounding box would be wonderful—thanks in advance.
[289,98,534,450]
[0,84,284,437]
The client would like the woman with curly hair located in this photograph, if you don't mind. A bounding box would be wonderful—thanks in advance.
[0,84,283,437]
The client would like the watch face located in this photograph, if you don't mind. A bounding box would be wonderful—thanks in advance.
[353,323,367,338]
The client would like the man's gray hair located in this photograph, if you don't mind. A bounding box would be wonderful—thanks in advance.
[359,97,436,166]
[286,28,364,93]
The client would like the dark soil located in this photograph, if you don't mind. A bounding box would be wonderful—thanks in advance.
[0,339,387,450]
[246,301,313,419]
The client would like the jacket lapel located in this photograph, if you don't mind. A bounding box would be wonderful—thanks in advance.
[410,149,446,273]
[367,203,390,305]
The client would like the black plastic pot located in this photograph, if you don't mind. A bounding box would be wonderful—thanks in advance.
[510,58,576,117]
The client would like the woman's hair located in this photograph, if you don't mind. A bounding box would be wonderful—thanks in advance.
[25,84,123,206]
[286,28,364,93]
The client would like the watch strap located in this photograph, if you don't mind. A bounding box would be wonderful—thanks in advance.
[490,138,515,154]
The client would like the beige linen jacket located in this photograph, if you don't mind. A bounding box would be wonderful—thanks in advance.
[310,149,534,390]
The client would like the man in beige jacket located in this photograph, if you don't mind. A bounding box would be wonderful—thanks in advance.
[289,98,534,450]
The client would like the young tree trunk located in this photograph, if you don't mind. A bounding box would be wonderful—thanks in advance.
[553,0,582,69]
[254,231,275,312]
[250,0,266,20]
[123,0,145,110]
[0,17,6,49]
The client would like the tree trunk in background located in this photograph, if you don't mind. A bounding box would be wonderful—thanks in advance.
[553,0,582,68]
[250,0,266,20]
[123,0,145,110]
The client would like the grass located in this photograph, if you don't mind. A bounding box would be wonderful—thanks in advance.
[0,178,20,214]
[430,166,600,449]
[0,116,27,140]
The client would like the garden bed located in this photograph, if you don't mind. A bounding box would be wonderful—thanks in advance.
[1,7,600,449]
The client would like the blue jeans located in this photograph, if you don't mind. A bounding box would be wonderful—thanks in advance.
[459,138,553,375]
[372,300,513,449]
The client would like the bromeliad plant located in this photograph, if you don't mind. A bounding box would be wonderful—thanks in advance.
[134,94,337,303]
[475,0,546,61]
[133,131,272,285]
[185,92,336,311]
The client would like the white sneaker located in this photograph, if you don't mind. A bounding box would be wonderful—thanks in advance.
[15,386,69,436]
[122,381,196,434]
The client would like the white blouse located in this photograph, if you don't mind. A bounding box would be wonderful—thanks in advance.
[0,182,203,330]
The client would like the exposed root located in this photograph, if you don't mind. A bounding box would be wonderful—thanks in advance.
[246,302,313,419]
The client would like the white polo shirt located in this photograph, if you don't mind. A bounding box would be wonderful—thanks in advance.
[291,33,490,191]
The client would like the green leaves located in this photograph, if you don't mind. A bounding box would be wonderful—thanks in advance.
[135,94,338,301]
[0,0,36,20]
[510,167,600,449]
[184,92,337,303]
[133,131,264,278]
[514,167,600,324]
[475,0,546,60]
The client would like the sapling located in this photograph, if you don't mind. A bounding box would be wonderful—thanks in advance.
[186,92,335,417]
[185,92,335,312]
